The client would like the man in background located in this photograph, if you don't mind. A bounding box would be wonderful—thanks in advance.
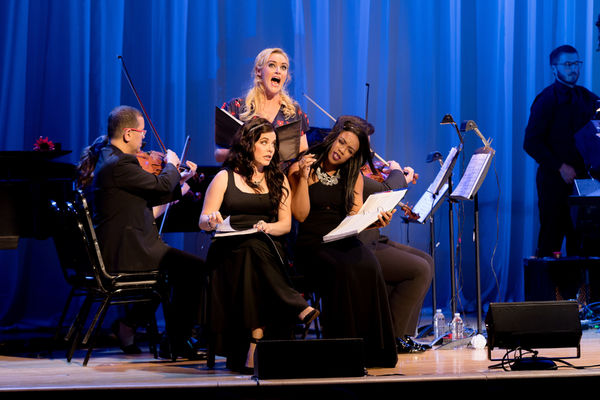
[524,45,599,257]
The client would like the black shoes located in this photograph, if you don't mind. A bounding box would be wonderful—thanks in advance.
[159,336,207,361]
[396,336,429,353]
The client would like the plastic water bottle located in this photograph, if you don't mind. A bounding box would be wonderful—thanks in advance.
[450,313,464,340]
[433,309,446,338]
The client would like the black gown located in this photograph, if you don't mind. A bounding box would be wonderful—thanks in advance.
[207,169,309,371]
[294,179,398,368]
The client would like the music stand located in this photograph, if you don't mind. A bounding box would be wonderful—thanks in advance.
[407,114,463,319]
[450,120,495,333]
[214,107,302,162]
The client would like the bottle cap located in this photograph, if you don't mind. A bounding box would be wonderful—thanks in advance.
[454,313,460,317]
[436,309,442,313]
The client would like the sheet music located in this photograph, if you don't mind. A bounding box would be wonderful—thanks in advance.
[323,190,407,242]
[450,149,494,201]
[411,183,449,224]
[574,179,600,197]
[214,216,258,238]
[427,147,459,195]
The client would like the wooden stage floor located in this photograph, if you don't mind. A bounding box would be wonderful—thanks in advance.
[2,328,600,398]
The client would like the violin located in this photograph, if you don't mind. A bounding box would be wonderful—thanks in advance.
[362,158,420,185]
[137,150,166,175]
[361,159,420,222]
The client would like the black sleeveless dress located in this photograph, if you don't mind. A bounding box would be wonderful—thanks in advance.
[207,169,309,371]
[294,179,398,368]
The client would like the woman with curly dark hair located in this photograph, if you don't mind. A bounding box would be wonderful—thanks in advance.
[200,117,318,373]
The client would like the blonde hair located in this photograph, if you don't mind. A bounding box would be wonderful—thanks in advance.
[239,48,297,122]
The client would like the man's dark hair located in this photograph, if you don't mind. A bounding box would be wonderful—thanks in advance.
[549,45,578,65]
[107,105,142,139]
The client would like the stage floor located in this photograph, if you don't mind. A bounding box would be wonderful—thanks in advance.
[1,328,600,397]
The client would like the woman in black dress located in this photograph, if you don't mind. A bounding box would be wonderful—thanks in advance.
[287,115,398,368]
[200,118,318,373]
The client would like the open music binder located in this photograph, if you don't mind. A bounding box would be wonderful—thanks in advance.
[322,189,407,243]
[214,107,301,162]
[450,147,495,201]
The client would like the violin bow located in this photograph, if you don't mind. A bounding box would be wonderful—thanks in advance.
[303,92,388,168]
[158,135,192,235]
[118,55,167,154]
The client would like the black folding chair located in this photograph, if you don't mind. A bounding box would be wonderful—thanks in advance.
[50,189,172,366]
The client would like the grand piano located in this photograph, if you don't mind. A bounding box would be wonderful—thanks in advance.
[0,149,220,250]
[0,150,77,249]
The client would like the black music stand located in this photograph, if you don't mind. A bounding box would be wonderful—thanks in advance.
[406,114,463,323]
[450,120,495,333]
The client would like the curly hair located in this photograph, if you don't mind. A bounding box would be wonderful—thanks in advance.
[223,118,289,218]
[306,115,375,214]
[239,48,298,122]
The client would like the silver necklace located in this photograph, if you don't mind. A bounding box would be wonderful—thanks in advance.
[252,175,265,186]
[315,166,340,186]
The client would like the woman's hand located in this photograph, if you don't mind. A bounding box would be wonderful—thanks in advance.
[203,211,223,231]
[254,220,271,234]
[297,153,316,180]
[374,209,396,228]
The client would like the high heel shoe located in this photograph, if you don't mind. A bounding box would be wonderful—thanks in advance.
[403,335,430,351]
[301,308,320,329]
[111,320,142,355]
[244,337,260,375]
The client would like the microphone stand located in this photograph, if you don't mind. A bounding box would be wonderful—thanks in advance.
[440,115,464,316]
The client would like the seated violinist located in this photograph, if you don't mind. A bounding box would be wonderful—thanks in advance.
[77,105,208,359]
[359,126,433,353]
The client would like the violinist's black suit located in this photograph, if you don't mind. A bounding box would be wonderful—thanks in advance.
[92,144,206,352]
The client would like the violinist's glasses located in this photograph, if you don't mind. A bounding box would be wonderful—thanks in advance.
[553,61,583,69]
[127,128,147,136]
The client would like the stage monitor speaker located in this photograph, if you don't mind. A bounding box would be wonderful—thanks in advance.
[254,338,365,379]
[485,300,582,360]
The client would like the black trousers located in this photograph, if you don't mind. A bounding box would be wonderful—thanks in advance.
[536,168,578,257]
[124,246,207,347]
[366,238,433,337]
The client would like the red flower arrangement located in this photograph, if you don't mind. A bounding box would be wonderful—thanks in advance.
[33,136,55,151]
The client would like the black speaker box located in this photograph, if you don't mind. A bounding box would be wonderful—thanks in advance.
[485,301,582,359]
[254,338,365,379]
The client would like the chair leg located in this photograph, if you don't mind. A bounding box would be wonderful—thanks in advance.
[82,298,111,367]
[50,287,79,356]
[66,295,94,363]
[82,296,110,345]
[147,313,160,359]
[53,287,75,342]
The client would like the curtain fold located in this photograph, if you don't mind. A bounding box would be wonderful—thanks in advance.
[1,0,598,331]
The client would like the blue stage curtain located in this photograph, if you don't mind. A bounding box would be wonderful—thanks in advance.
[0,0,598,333]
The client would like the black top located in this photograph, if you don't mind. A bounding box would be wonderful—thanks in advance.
[219,169,273,230]
[295,179,346,248]
[524,80,599,176]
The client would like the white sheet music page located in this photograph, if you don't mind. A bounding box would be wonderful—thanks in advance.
[322,189,407,242]
[214,216,258,237]
[451,150,494,201]
[412,183,449,223]
[427,147,459,195]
